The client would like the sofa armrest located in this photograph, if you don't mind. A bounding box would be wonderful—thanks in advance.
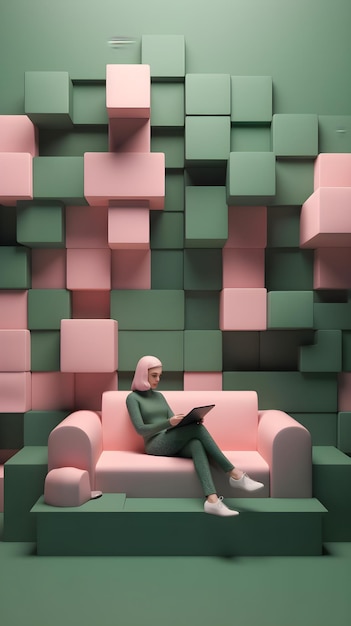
[47,410,103,489]
[257,410,312,498]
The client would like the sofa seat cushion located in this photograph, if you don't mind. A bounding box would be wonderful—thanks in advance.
[95,450,270,498]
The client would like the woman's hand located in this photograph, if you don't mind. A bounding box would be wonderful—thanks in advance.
[169,414,185,427]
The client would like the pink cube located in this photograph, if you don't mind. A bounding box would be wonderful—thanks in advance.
[300,187,351,248]
[31,249,66,289]
[109,119,150,153]
[108,206,150,249]
[60,319,118,373]
[225,206,267,248]
[0,372,31,412]
[31,372,75,410]
[183,372,222,391]
[222,248,265,288]
[71,291,110,319]
[106,64,150,118]
[314,248,351,289]
[0,115,38,156]
[84,152,165,209]
[0,153,33,205]
[65,205,108,249]
[66,248,111,290]
[75,372,118,410]
[0,330,30,371]
[0,291,28,329]
[219,288,267,330]
[314,153,351,189]
[111,249,151,289]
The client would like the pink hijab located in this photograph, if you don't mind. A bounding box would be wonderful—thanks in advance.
[131,355,163,391]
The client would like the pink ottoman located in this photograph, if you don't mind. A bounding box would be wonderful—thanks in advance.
[44,467,102,507]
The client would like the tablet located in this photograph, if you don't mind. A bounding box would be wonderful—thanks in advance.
[173,404,215,428]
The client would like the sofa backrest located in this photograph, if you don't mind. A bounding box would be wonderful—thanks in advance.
[102,390,259,452]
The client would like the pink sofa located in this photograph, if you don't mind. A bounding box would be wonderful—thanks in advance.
[47,390,312,500]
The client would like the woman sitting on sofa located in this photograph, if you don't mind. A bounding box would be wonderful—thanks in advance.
[126,355,264,517]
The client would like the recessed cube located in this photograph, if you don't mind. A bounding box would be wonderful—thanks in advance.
[24,71,73,128]
[231,76,272,123]
[185,116,230,164]
[272,114,318,158]
[106,64,150,119]
[318,116,351,154]
[183,372,222,391]
[0,330,30,372]
[185,186,228,248]
[0,372,31,412]
[108,206,149,249]
[184,330,222,371]
[33,157,84,204]
[111,249,151,289]
[31,372,75,410]
[31,249,66,289]
[184,249,222,290]
[0,153,33,205]
[66,249,111,290]
[151,83,184,127]
[84,152,165,209]
[267,291,314,329]
[71,291,110,319]
[185,74,230,115]
[227,152,275,205]
[0,290,28,329]
[0,115,38,155]
[338,412,351,454]
[219,288,267,330]
[108,118,150,152]
[141,35,185,81]
[314,153,351,189]
[225,206,267,248]
[300,187,351,248]
[60,319,118,373]
[222,248,265,288]
[17,201,65,248]
[0,246,31,289]
[314,248,351,290]
[65,205,108,249]
[151,132,184,169]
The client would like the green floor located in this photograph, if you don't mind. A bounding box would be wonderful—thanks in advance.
[1,516,350,626]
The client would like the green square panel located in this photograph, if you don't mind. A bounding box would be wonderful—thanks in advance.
[118,330,184,371]
[110,290,184,330]
[299,330,342,373]
[314,299,351,331]
[265,249,314,290]
[30,330,61,371]
[338,412,351,453]
[151,130,184,169]
[164,171,185,212]
[16,201,65,248]
[230,126,271,152]
[267,291,314,329]
[226,151,276,205]
[33,157,85,204]
[24,410,69,446]
[231,76,272,123]
[151,251,184,289]
[291,413,337,446]
[185,291,220,330]
[150,212,184,249]
[185,74,230,115]
[272,114,318,158]
[185,186,228,248]
[141,35,185,81]
[272,161,314,206]
[0,246,31,289]
[185,116,230,164]
[24,71,73,128]
[184,330,222,371]
[184,249,222,291]
[72,84,108,126]
[266,206,301,248]
[151,83,184,127]
[28,289,71,330]
[318,116,351,153]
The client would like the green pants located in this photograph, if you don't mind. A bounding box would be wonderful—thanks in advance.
[145,423,234,497]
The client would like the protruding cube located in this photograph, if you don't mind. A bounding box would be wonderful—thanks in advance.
[300,187,351,248]
[0,290,28,329]
[0,372,31,412]
[0,153,33,205]
[185,186,228,248]
[314,153,351,189]
[106,64,150,119]
[231,76,272,123]
[141,35,185,81]
[17,201,65,248]
[272,114,318,158]
[24,71,73,128]
[267,291,314,329]
[66,249,111,290]
[0,330,30,372]
[0,247,31,289]
[185,74,231,115]
[0,115,38,155]
[33,157,84,204]
[185,116,230,164]
[108,206,149,249]
[227,152,275,205]
[219,288,267,330]
[60,319,118,373]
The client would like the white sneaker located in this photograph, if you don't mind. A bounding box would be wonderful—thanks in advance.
[229,473,264,492]
[204,496,239,517]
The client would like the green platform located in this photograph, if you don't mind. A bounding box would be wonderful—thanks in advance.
[32,494,326,557]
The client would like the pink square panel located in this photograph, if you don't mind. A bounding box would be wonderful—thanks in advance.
[0,291,28,329]
[0,330,30,371]
[0,372,31,412]
[66,248,111,290]
[60,319,118,373]
[314,153,351,189]
[111,249,151,289]
[0,153,33,205]
[222,248,265,288]
[106,64,150,119]
[108,206,150,249]
[0,115,38,156]
[219,288,267,330]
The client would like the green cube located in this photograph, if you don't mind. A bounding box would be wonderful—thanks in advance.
[184,330,222,371]
[25,71,73,128]
[164,172,185,212]
[30,330,61,371]
[16,202,65,248]
[268,291,314,329]
[118,330,184,371]
[185,292,220,331]
[24,410,69,446]
[338,413,351,453]
[291,413,337,446]
[0,246,31,289]
[150,212,184,249]
[28,289,71,330]
[314,299,351,331]
[267,206,301,248]
[184,249,222,291]
[231,126,271,152]
[271,161,314,206]
[318,116,351,153]
[185,74,230,115]
[185,186,228,248]
[151,130,184,169]
[110,290,184,330]
[299,330,342,372]
[231,76,272,123]
[226,151,276,205]
[272,114,318,158]
[72,84,108,126]
[151,251,184,289]
[151,83,184,127]
[33,157,85,204]
[185,116,230,164]
[142,35,185,81]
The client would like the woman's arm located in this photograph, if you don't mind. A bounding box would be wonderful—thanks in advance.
[126,393,173,438]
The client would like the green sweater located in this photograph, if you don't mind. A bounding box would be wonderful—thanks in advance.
[126,390,174,443]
